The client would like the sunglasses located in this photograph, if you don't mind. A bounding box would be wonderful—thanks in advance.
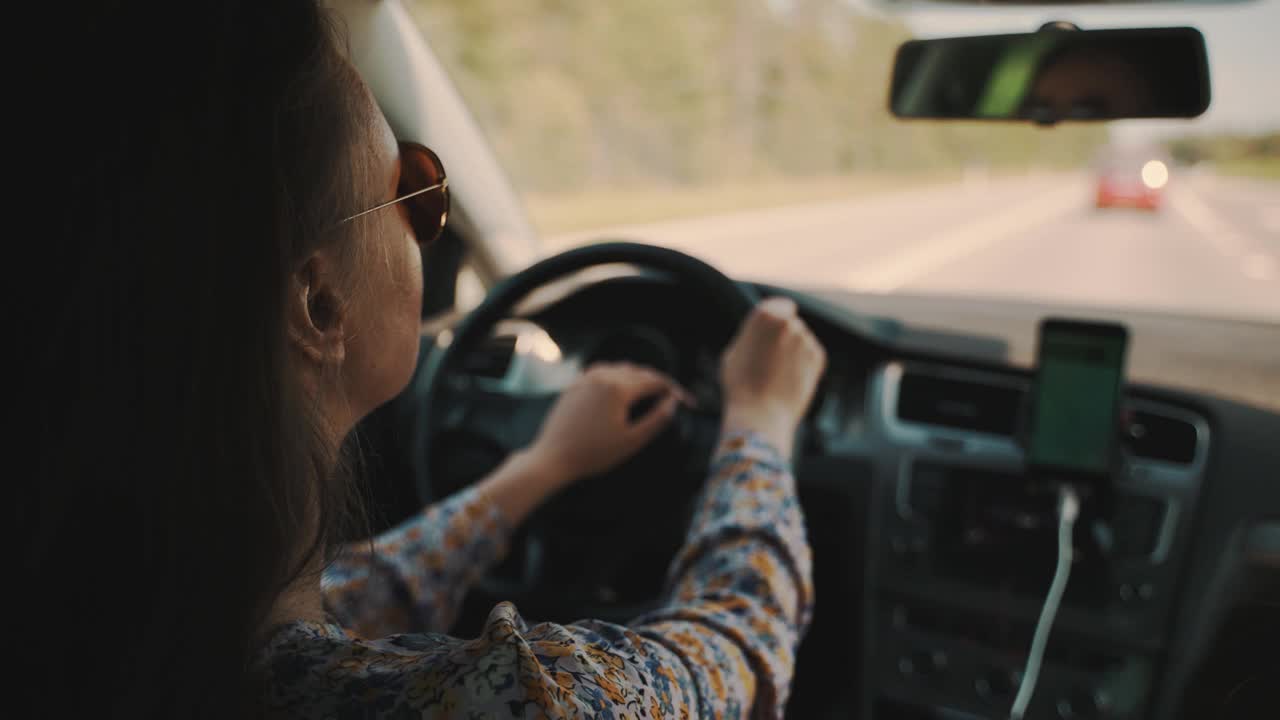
[341,141,450,247]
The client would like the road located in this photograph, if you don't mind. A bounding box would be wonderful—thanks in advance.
[547,171,1280,323]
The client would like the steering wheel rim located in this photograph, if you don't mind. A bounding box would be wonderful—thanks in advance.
[410,241,758,615]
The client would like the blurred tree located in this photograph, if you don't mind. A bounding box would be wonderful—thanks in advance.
[407,0,1110,192]
[1164,131,1279,166]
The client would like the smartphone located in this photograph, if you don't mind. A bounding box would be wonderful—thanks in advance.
[1026,319,1129,485]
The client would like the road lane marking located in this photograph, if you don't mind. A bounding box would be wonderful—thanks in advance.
[1216,234,1243,257]
[841,187,1079,293]
[1172,186,1225,235]
[1261,206,1280,234]
[1172,186,1279,282]
[1242,253,1276,281]
[1171,186,1250,256]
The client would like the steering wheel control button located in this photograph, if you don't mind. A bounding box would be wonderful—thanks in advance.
[1138,583,1155,600]
[1119,583,1135,602]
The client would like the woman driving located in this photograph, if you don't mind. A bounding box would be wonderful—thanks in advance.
[25,2,824,718]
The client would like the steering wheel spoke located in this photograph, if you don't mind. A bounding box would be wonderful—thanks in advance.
[436,377,558,456]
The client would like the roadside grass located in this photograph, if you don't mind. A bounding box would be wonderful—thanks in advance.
[1212,157,1280,181]
[524,171,962,237]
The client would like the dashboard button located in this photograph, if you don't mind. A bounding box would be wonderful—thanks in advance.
[1057,688,1111,719]
[975,667,1020,701]
[898,656,913,675]
[891,604,908,629]
[899,650,947,680]
[915,650,947,677]
[891,536,908,555]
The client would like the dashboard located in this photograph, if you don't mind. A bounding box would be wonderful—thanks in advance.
[411,271,1279,720]
[868,362,1208,719]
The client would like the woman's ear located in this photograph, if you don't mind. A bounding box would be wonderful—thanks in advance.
[287,253,347,367]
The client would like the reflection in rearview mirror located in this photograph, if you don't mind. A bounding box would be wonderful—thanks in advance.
[890,27,1211,124]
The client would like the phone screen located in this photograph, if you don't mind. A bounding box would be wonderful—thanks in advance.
[1028,321,1128,476]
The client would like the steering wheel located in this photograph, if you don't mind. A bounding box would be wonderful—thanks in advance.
[410,241,758,621]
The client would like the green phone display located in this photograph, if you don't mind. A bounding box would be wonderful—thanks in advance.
[1027,320,1129,479]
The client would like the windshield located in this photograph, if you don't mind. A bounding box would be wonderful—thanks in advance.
[408,1,1278,323]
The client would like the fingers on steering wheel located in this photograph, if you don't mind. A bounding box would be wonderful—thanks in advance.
[629,365,695,408]
[629,392,680,441]
[593,362,693,407]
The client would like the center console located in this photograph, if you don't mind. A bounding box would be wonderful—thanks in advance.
[865,362,1208,719]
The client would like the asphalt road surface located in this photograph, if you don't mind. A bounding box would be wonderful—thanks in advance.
[549,171,1280,323]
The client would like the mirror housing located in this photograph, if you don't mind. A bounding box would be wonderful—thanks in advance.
[889,26,1211,124]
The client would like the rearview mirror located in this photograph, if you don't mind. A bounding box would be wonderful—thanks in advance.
[890,26,1211,124]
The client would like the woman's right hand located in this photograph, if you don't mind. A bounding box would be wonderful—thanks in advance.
[720,297,827,457]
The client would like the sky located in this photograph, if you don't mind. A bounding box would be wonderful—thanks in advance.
[864,0,1280,143]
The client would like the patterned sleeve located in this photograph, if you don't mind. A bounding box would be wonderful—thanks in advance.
[260,430,812,719]
[320,484,511,637]
[628,428,813,717]
[436,429,812,719]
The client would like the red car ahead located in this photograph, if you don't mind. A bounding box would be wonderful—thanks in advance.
[1095,149,1171,210]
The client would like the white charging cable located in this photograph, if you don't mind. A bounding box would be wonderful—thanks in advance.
[1010,485,1081,720]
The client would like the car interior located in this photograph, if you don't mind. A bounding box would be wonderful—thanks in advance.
[333,1,1278,718]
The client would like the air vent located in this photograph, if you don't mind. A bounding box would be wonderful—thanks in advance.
[460,335,517,378]
[1125,409,1199,464]
[896,370,1023,436]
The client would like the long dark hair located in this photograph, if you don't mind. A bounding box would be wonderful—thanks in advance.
[23,2,369,717]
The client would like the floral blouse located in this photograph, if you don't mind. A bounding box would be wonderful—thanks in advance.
[256,431,813,719]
